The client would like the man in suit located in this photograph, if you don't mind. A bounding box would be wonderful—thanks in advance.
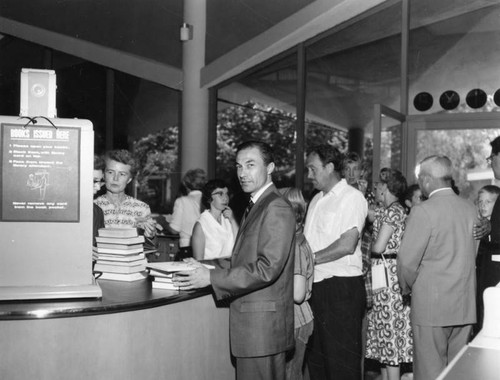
[476,136,500,332]
[304,144,367,380]
[175,140,296,380]
[398,155,478,380]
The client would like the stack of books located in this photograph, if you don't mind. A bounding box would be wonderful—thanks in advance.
[94,228,148,282]
[146,262,215,290]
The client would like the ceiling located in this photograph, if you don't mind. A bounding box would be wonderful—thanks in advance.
[0,0,316,89]
[1,0,499,137]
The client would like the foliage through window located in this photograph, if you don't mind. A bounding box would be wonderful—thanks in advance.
[216,100,348,193]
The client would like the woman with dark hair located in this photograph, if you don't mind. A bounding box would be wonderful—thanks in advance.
[191,179,238,260]
[92,155,105,246]
[403,184,424,213]
[365,169,413,380]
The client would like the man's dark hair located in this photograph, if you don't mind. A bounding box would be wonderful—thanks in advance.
[307,144,343,174]
[491,136,500,155]
[236,140,274,166]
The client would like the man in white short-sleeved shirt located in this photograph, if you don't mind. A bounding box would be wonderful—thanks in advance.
[304,144,368,380]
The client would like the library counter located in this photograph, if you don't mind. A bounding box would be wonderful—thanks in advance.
[0,279,234,380]
[0,278,208,320]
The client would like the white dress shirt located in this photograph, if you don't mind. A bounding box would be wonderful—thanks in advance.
[304,179,367,281]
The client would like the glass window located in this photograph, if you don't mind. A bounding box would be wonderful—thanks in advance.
[304,1,402,194]
[406,114,500,202]
[216,53,299,191]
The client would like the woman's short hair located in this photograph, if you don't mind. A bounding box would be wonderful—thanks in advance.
[104,149,137,177]
[182,168,207,191]
[404,183,420,202]
[201,179,228,209]
[381,169,407,200]
[279,187,306,225]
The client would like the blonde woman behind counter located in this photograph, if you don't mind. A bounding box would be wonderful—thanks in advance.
[191,179,238,260]
[94,149,157,247]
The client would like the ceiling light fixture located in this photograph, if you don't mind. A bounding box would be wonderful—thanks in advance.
[180,23,193,41]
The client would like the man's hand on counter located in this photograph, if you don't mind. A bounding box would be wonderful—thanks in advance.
[173,258,211,290]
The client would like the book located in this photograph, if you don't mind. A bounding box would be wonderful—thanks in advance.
[146,261,215,274]
[97,227,139,237]
[153,277,175,284]
[94,262,146,274]
[148,269,174,278]
[96,242,144,250]
[95,235,145,245]
[92,246,99,260]
[98,271,148,282]
[96,257,147,265]
[152,281,180,291]
[97,253,146,262]
[98,227,138,238]
[96,246,144,255]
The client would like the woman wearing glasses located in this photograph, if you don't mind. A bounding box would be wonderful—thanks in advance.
[191,179,238,260]
[92,155,106,246]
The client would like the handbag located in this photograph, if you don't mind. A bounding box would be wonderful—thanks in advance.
[371,253,389,292]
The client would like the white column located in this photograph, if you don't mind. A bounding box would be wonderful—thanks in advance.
[181,0,208,174]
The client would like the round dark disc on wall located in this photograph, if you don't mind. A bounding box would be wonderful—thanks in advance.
[413,92,433,111]
[466,89,487,109]
[494,89,500,107]
[439,90,460,110]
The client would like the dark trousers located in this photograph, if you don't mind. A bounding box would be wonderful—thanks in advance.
[236,352,286,380]
[476,242,500,334]
[307,275,366,380]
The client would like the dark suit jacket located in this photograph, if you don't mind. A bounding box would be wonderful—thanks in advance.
[490,196,500,244]
[93,203,105,246]
[210,184,296,357]
[398,188,478,327]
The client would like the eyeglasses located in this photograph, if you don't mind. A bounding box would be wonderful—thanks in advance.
[211,191,228,197]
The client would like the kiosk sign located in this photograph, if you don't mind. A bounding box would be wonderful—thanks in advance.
[1,123,80,222]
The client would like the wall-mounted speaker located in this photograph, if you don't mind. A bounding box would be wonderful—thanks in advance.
[19,68,57,118]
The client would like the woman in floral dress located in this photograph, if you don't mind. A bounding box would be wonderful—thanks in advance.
[366,169,413,380]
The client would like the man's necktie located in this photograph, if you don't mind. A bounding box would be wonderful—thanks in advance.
[243,200,254,220]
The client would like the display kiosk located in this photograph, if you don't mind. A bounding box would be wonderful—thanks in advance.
[0,115,101,299]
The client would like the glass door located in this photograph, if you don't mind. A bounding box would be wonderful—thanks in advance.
[405,112,500,201]
[372,104,406,185]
